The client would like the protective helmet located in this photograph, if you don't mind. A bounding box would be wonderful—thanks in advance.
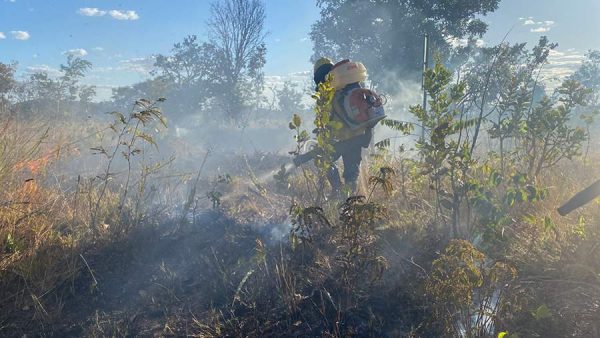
[314,57,333,73]
[313,57,334,88]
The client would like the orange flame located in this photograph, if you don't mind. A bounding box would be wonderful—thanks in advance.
[14,149,58,175]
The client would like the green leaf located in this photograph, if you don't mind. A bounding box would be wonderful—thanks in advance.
[108,111,127,124]
[523,214,537,225]
[512,173,527,186]
[525,185,538,202]
[489,170,503,187]
[543,216,555,231]
[292,114,302,128]
[504,190,516,207]
[532,304,552,320]
[516,189,527,203]
[375,138,391,149]
[5,233,16,253]
[574,215,586,238]
[381,119,414,134]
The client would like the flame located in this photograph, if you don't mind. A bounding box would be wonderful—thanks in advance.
[13,149,58,175]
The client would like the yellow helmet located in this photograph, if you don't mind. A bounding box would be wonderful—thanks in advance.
[314,57,333,73]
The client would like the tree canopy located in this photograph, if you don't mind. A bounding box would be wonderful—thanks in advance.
[310,0,501,92]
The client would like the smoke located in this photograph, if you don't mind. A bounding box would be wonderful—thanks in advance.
[382,78,423,118]
[373,74,424,151]
[254,221,293,244]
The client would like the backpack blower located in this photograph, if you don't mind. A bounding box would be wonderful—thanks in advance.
[293,60,386,167]
[557,179,600,216]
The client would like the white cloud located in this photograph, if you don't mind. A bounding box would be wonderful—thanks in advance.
[108,10,139,20]
[63,48,88,56]
[445,35,468,48]
[531,27,550,33]
[92,85,120,102]
[265,71,311,87]
[79,8,139,20]
[93,47,104,51]
[290,70,311,77]
[11,31,30,40]
[78,7,106,17]
[265,75,283,82]
[91,66,116,73]
[300,37,309,42]
[526,18,554,33]
[119,56,155,74]
[0,32,5,39]
[444,36,485,49]
[539,49,584,91]
[26,64,61,77]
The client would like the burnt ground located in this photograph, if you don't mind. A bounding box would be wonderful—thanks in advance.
[6,210,266,337]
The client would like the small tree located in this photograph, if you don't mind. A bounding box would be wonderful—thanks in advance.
[463,37,557,160]
[277,80,306,115]
[79,85,97,114]
[29,72,62,116]
[111,78,169,111]
[521,80,589,177]
[411,60,474,237]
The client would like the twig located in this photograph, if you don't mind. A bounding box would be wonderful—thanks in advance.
[180,149,211,227]
[79,253,98,288]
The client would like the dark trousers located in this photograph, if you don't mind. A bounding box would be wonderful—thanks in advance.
[327,129,372,191]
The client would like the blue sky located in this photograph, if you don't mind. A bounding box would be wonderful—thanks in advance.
[1,0,599,99]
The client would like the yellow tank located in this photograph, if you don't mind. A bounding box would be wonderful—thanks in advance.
[330,60,368,90]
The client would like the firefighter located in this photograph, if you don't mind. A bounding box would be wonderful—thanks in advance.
[313,57,373,196]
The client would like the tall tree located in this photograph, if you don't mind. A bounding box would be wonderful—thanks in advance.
[153,35,219,88]
[59,55,93,102]
[0,62,17,112]
[571,50,600,107]
[153,35,221,123]
[24,55,92,117]
[0,62,17,97]
[310,0,500,92]
[208,0,267,122]
[111,77,169,111]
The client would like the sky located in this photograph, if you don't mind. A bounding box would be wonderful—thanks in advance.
[1,0,599,100]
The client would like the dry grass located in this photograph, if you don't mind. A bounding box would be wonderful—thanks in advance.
[2,111,600,337]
